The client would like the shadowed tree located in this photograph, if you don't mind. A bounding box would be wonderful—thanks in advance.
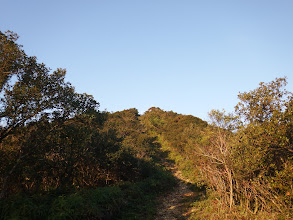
[0,30,98,143]
[0,31,98,198]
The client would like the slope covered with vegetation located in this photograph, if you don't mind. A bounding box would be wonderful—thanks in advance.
[141,78,293,219]
[0,31,176,219]
[1,31,293,219]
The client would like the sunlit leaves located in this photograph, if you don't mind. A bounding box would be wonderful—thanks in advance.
[235,77,291,125]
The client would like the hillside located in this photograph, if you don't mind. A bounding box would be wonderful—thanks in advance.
[1,30,293,219]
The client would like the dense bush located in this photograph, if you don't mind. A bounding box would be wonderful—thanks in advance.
[0,165,176,219]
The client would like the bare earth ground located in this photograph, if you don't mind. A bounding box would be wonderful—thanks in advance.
[154,162,199,220]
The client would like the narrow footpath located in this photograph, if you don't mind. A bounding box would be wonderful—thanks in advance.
[154,161,199,220]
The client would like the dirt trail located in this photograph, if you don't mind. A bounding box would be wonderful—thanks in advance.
[154,162,197,220]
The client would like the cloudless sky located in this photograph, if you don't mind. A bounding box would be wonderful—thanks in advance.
[1,0,292,120]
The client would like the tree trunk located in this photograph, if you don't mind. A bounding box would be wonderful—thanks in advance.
[225,166,234,209]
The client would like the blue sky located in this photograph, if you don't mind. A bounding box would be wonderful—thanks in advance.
[1,0,292,120]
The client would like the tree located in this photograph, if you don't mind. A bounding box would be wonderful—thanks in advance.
[0,30,98,198]
[0,31,24,91]
[191,78,293,214]
[0,30,98,144]
[193,110,236,209]
[232,77,293,212]
[235,77,293,173]
[235,77,291,125]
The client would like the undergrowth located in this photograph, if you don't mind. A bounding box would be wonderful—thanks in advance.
[0,166,176,220]
[188,190,291,220]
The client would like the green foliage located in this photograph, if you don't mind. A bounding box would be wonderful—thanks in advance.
[141,107,207,183]
[104,108,162,164]
[235,77,290,125]
[0,165,176,220]
[0,31,148,199]
[0,31,24,90]
[0,37,98,143]
[0,30,98,198]
[0,31,177,218]
[3,30,293,219]
[188,77,293,218]
[0,110,149,195]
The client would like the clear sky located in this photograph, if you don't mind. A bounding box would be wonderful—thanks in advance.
[1,0,292,120]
